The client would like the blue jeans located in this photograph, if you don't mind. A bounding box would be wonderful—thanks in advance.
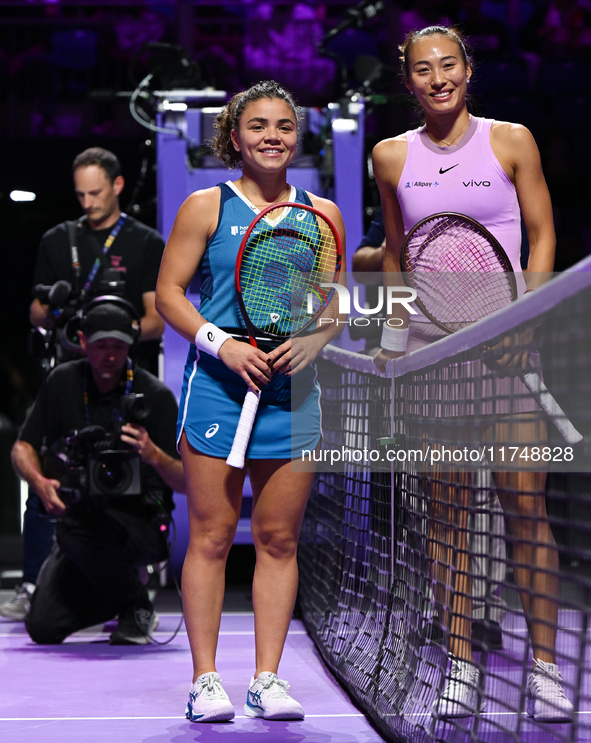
[22,491,55,585]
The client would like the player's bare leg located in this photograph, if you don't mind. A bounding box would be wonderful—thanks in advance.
[248,458,315,676]
[179,434,246,680]
[243,458,314,719]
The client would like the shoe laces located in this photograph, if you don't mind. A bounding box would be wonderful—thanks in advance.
[198,674,226,700]
[530,660,569,703]
[446,659,478,690]
[258,673,291,699]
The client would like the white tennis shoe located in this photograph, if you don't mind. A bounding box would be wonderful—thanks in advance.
[434,656,485,719]
[244,672,304,720]
[526,659,574,722]
[185,672,235,723]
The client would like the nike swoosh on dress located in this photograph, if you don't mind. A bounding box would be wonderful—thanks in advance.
[439,164,459,174]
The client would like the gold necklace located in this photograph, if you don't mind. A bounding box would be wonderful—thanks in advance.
[428,118,470,147]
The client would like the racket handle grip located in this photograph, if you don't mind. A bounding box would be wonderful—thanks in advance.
[521,372,583,445]
[226,389,261,469]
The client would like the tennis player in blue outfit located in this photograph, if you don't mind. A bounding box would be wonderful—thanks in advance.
[156,80,347,723]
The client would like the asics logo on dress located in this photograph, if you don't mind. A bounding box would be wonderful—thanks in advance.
[205,424,220,438]
[296,210,306,221]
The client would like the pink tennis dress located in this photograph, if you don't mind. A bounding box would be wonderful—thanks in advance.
[396,116,538,416]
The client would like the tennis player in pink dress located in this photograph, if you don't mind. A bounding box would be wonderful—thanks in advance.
[373,25,573,723]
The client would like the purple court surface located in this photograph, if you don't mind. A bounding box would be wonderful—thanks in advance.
[0,591,386,743]
[2,591,591,743]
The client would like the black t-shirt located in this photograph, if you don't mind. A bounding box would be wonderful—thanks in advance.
[19,359,179,513]
[32,215,165,321]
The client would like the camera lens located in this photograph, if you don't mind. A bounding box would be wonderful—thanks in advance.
[127,396,149,422]
[93,455,132,495]
[120,393,150,423]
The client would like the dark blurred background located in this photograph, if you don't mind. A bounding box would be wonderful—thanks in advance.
[1,0,590,560]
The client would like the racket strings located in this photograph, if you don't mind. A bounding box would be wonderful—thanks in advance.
[403,216,516,332]
[239,209,339,337]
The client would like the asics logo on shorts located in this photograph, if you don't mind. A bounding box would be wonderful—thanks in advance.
[205,423,220,438]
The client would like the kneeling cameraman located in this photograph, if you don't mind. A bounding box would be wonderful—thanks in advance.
[11,301,185,645]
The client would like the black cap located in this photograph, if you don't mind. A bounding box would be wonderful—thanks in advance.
[81,303,134,345]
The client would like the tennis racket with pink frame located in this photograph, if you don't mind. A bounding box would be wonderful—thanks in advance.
[400,212,582,445]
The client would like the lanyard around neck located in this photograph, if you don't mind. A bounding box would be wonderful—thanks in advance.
[80,213,127,300]
[83,356,134,426]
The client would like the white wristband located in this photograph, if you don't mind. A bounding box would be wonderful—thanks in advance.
[194,323,231,359]
[381,325,409,353]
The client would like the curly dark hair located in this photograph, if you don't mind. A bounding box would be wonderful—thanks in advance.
[211,80,300,170]
[399,25,473,81]
[72,147,122,183]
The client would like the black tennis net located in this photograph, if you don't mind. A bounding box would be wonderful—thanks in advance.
[298,260,591,743]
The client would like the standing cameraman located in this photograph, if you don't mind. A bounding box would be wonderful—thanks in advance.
[10,302,184,644]
[30,146,165,372]
[0,147,165,622]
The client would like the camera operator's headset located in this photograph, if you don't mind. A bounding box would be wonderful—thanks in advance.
[61,295,142,363]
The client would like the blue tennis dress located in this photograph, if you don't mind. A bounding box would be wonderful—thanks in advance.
[177,182,322,459]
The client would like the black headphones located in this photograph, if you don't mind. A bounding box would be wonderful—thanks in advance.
[61,295,141,357]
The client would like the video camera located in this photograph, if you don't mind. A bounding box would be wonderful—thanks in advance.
[46,393,149,510]
[35,270,127,323]
[31,278,135,365]
[34,280,79,328]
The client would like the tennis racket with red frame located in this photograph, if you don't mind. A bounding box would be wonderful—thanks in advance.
[399,212,583,445]
[226,201,342,469]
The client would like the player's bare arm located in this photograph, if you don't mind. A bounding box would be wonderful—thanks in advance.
[156,187,220,344]
[156,188,272,392]
[491,122,555,285]
[372,137,409,275]
[372,137,411,371]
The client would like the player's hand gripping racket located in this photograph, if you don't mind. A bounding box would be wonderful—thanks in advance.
[400,212,583,445]
[226,202,342,468]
